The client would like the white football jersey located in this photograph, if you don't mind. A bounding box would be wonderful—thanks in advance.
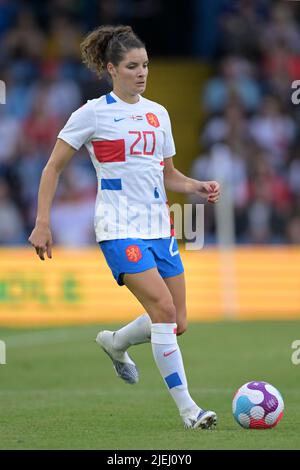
[57,91,176,241]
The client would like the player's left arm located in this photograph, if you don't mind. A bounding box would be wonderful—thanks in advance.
[163,157,220,203]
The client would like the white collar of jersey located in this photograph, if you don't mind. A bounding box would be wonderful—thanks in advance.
[110,91,142,106]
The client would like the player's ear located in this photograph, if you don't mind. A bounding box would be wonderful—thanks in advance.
[107,62,116,78]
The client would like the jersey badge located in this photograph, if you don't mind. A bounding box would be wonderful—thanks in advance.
[146,113,160,128]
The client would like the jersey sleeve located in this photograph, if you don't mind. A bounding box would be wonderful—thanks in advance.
[162,108,176,158]
[57,101,96,150]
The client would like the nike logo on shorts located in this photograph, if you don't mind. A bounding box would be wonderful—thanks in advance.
[114,117,126,122]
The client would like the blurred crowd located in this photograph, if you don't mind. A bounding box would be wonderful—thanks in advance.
[0,0,300,246]
[190,0,300,244]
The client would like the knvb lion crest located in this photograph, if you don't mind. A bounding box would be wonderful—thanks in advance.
[146,112,160,128]
[125,245,142,263]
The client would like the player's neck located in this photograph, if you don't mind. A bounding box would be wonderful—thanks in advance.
[112,88,140,104]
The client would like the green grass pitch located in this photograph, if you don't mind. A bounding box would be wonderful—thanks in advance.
[0,320,299,450]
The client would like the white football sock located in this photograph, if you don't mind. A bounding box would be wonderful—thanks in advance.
[112,313,151,351]
[151,323,200,419]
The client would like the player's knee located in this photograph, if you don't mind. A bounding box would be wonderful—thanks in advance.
[154,298,176,323]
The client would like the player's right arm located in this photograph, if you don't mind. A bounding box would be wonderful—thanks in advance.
[28,139,76,260]
[29,100,96,260]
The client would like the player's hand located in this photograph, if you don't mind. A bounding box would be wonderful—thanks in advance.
[28,223,53,261]
[194,181,220,203]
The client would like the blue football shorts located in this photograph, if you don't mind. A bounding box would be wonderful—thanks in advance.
[99,236,184,286]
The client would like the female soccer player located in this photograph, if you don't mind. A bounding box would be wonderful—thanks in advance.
[29,25,220,429]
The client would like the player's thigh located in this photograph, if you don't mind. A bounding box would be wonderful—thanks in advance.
[123,267,176,323]
[163,272,187,335]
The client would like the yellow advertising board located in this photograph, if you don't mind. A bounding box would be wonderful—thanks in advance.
[0,247,299,326]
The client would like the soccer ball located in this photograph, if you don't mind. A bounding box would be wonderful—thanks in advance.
[232,381,284,429]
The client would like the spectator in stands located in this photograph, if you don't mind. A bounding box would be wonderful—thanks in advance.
[45,16,82,61]
[22,87,62,152]
[260,2,300,55]
[0,177,26,244]
[249,94,296,169]
[218,0,266,60]
[201,101,251,155]
[0,106,21,168]
[202,55,262,114]
[2,9,45,60]
[29,61,82,120]
[261,39,300,105]
[246,155,292,243]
